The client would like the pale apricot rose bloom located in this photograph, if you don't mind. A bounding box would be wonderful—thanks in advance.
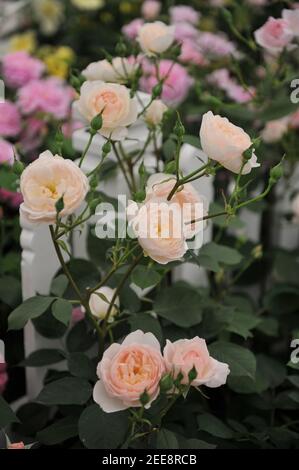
[163,337,230,387]
[261,118,289,143]
[82,57,138,83]
[76,80,138,140]
[138,21,175,55]
[199,111,260,174]
[127,199,188,265]
[93,330,165,412]
[20,151,88,224]
[89,286,119,321]
[144,100,168,126]
[145,173,207,238]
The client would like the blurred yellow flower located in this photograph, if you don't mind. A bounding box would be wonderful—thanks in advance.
[33,0,64,35]
[100,12,114,24]
[119,2,134,14]
[71,0,104,10]
[38,46,75,79]
[9,31,37,53]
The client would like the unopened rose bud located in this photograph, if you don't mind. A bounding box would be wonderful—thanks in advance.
[12,160,24,176]
[145,100,168,126]
[91,113,103,131]
[251,244,263,259]
[160,373,174,392]
[269,160,284,185]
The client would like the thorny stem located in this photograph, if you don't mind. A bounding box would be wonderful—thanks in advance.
[49,225,105,356]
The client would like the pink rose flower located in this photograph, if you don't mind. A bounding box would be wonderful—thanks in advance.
[122,18,144,40]
[71,306,85,324]
[0,101,21,137]
[93,330,165,412]
[0,189,23,209]
[290,109,299,128]
[282,9,299,36]
[254,17,293,54]
[7,442,25,449]
[141,1,161,20]
[18,78,73,120]
[19,117,47,154]
[174,22,199,42]
[198,32,237,58]
[0,354,8,394]
[140,59,193,105]
[0,139,14,166]
[261,118,289,143]
[163,337,230,387]
[2,51,44,88]
[208,68,254,104]
[170,5,200,25]
[179,40,207,66]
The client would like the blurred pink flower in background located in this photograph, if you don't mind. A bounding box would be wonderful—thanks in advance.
[282,9,299,36]
[0,189,23,209]
[290,110,299,128]
[170,5,200,25]
[19,118,48,154]
[179,40,207,66]
[18,78,73,120]
[141,1,161,20]
[247,0,268,6]
[2,51,45,88]
[254,17,293,54]
[0,102,21,137]
[140,59,193,105]
[208,68,255,103]
[122,18,144,40]
[71,306,85,324]
[62,120,84,138]
[197,32,237,57]
[0,139,14,166]
[0,354,8,395]
[261,117,289,143]
[174,22,199,42]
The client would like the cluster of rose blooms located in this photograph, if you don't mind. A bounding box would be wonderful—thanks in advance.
[92,330,229,413]
[0,50,75,210]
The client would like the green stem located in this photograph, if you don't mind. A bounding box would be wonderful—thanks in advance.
[112,141,133,193]
[49,225,104,355]
[79,130,96,168]
[102,252,144,334]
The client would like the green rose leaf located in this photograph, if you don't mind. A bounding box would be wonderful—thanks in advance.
[52,299,73,326]
[37,415,79,445]
[0,396,19,428]
[37,377,92,406]
[154,284,203,327]
[156,429,179,449]
[21,349,66,367]
[131,265,161,289]
[197,413,234,439]
[8,296,54,330]
[79,405,128,449]
[209,341,256,379]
